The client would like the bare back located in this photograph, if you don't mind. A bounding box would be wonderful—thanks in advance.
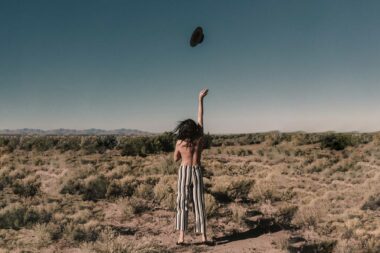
[176,138,203,166]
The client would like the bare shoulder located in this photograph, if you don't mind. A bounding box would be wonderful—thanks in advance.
[176,140,183,147]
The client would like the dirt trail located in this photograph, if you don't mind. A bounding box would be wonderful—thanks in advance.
[165,230,288,253]
[210,230,288,253]
[166,230,288,253]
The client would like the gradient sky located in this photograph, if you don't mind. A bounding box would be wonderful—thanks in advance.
[1,0,380,133]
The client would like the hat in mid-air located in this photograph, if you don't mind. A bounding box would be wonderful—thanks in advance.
[190,26,204,47]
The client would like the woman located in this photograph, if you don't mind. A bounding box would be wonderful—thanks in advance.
[173,89,213,246]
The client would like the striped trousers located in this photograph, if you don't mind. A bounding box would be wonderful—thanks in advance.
[175,164,206,234]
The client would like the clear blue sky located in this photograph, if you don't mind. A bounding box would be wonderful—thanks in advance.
[1,0,380,133]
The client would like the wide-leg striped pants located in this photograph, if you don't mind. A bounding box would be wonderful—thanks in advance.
[175,164,206,234]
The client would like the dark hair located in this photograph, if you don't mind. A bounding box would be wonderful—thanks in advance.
[173,119,203,144]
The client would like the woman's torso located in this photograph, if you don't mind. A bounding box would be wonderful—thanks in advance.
[178,137,203,166]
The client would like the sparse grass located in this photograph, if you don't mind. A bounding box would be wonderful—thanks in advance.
[0,132,379,252]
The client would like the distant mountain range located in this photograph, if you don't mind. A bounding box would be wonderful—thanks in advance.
[0,128,154,136]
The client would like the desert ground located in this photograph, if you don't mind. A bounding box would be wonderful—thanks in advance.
[0,132,379,253]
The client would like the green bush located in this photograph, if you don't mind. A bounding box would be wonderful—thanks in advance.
[19,137,58,152]
[0,167,11,190]
[1,137,20,152]
[0,137,9,147]
[237,133,265,145]
[81,136,117,154]
[120,133,175,157]
[56,137,81,152]
[270,132,292,146]
[321,134,355,151]
[120,137,150,157]
[153,132,175,152]
[237,148,253,156]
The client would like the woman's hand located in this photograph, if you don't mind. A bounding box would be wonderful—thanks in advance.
[199,89,208,100]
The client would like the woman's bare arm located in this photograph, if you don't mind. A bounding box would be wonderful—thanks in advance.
[173,141,181,162]
[197,89,208,130]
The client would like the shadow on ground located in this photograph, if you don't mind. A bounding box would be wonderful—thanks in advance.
[213,216,283,246]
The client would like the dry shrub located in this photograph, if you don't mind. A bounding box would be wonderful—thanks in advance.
[64,220,102,243]
[0,203,52,229]
[12,175,41,197]
[158,155,177,175]
[292,202,326,229]
[273,204,298,228]
[361,194,380,211]
[69,209,92,224]
[82,226,133,253]
[133,240,172,253]
[33,223,53,248]
[106,165,133,179]
[45,222,64,241]
[106,176,138,198]
[135,183,154,200]
[60,166,95,194]
[204,193,218,218]
[236,148,253,156]
[361,236,380,253]
[0,166,39,195]
[60,173,108,201]
[248,179,283,203]
[153,176,176,210]
[82,175,109,200]
[0,166,12,190]
[335,235,380,253]
[229,203,246,225]
[120,197,150,219]
[211,176,254,202]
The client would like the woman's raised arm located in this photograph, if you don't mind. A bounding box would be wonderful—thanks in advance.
[197,89,208,131]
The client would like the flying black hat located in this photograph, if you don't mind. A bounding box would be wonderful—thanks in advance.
[190,26,204,47]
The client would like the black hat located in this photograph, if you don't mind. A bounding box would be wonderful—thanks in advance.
[190,26,204,47]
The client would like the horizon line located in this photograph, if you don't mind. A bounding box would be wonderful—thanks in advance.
[1,128,379,135]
